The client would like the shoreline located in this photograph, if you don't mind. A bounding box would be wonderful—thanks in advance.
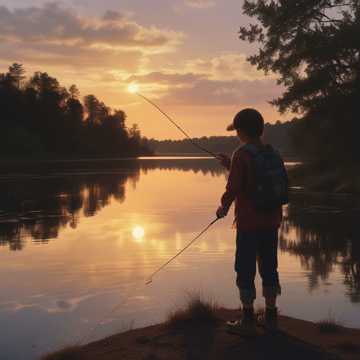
[288,163,360,194]
[43,308,360,360]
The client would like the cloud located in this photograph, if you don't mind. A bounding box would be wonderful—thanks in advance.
[0,2,184,75]
[125,52,279,107]
[127,72,206,86]
[0,3,183,50]
[0,41,143,70]
[102,10,127,22]
[125,70,281,108]
[163,78,281,107]
[184,0,216,8]
[185,53,272,81]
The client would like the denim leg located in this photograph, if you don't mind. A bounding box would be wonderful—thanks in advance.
[235,232,257,303]
[257,230,281,298]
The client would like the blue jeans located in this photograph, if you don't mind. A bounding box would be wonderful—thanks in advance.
[235,230,281,304]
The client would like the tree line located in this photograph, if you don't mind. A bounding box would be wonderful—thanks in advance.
[0,64,152,159]
[148,121,296,158]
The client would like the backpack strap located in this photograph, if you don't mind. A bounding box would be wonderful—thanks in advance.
[241,143,263,158]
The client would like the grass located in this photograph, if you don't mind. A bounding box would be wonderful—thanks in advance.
[317,314,343,334]
[165,293,219,333]
[41,346,83,360]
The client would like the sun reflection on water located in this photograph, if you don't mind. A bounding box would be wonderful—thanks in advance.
[132,225,145,242]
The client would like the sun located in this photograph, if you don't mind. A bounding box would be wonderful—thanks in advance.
[128,83,139,94]
[132,225,145,241]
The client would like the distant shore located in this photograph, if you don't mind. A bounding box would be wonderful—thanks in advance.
[43,308,360,360]
[1,156,358,195]
[0,155,217,175]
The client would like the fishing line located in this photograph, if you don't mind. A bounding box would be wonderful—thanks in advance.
[145,217,220,285]
[76,281,145,346]
[75,216,220,346]
[135,92,218,158]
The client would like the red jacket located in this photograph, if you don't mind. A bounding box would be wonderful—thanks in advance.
[221,146,282,231]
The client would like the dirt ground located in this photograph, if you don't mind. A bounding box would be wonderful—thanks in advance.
[44,308,360,360]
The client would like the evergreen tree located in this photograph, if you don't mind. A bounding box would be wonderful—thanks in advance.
[239,0,360,163]
[7,63,26,89]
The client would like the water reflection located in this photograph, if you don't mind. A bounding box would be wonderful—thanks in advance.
[1,158,360,360]
[132,225,145,242]
[1,160,360,305]
[0,172,137,250]
[0,158,222,251]
[280,192,360,302]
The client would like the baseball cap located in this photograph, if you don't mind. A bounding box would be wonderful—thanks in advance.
[227,108,264,137]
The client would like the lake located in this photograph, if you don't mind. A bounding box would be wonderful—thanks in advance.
[0,157,359,360]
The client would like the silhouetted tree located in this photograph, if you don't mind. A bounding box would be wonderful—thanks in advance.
[83,94,110,127]
[65,88,84,153]
[240,1,360,164]
[69,84,80,99]
[0,64,152,159]
[7,63,26,89]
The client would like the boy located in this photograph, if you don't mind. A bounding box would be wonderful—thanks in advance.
[216,108,288,335]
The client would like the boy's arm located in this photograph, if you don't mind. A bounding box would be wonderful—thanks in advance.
[217,153,244,217]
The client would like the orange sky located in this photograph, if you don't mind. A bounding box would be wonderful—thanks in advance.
[0,0,289,139]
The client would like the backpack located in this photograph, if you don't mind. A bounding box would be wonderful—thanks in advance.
[242,143,289,212]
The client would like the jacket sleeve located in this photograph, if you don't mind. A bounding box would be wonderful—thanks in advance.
[221,152,245,214]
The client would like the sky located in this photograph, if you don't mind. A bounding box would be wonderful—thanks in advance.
[0,0,288,139]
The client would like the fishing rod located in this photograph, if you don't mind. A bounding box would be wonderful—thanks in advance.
[145,217,220,285]
[128,85,218,158]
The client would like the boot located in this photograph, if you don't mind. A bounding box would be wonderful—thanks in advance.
[264,307,278,332]
[226,308,257,337]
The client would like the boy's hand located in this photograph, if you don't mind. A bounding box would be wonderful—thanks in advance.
[217,153,231,169]
[216,205,227,219]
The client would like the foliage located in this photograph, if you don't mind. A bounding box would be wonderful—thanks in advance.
[240,1,360,162]
[0,63,152,159]
[317,318,343,334]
